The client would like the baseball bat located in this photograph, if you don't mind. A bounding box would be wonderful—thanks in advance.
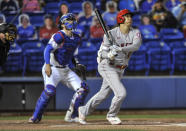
[95,9,114,45]
[95,9,118,57]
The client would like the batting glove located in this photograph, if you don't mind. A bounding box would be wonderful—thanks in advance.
[112,45,122,52]
[108,50,117,60]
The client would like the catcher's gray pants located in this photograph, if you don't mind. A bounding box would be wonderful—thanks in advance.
[81,59,127,117]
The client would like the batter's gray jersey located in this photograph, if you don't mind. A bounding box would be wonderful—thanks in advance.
[80,26,142,118]
[97,26,142,66]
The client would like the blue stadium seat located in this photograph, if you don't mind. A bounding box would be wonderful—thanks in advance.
[78,42,97,72]
[160,28,184,42]
[90,38,102,50]
[119,0,136,12]
[69,2,83,14]
[21,41,45,76]
[144,38,162,49]
[132,12,141,27]
[146,42,171,75]
[139,0,156,13]
[165,0,180,10]
[5,13,18,25]
[171,48,186,75]
[168,39,186,50]
[127,45,147,74]
[28,12,45,27]
[44,2,59,13]
[3,43,22,72]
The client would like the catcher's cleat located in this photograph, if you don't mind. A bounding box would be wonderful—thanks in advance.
[65,117,79,123]
[28,116,41,124]
[71,117,79,122]
[64,110,72,122]
[106,116,122,125]
[78,106,86,124]
[64,110,79,122]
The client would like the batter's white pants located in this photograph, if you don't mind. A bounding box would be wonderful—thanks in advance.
[80,59,127,117]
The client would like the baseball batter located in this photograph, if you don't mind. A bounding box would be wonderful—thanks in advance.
[78,9,142,125]
[28,13,89,123]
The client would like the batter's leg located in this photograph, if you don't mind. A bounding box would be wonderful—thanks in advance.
[80,79,112,116]
[103,71,127,117]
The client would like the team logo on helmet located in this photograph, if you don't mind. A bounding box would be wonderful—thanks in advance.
[117,9,133,24]
[59,13,77,30]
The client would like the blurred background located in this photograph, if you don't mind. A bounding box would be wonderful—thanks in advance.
[0,0,186,112]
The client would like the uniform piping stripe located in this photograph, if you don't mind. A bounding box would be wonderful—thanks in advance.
[58,31,65,48]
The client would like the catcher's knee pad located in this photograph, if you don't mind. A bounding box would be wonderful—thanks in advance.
[76,81,89,101]
[32,85,56,121]
[71,81,89,118]
[44,84,56,97]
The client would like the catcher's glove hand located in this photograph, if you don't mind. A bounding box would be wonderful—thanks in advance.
[74,64,87,80]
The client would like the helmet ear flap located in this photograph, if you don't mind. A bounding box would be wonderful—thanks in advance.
[117,9,133,24]
[117,14,125,24]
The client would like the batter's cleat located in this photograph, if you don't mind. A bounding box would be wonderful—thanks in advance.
[78,106,86,124]
[106,116,122,125]
[28,116,41,124]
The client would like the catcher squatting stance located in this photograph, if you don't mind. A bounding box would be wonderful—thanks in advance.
[29,13,89,123]
[78,9,142,125]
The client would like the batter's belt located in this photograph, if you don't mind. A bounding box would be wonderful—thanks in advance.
[110,63,127,69]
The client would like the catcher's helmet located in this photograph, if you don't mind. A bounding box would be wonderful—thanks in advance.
[0,23,17,42]
[59,13,77,30]
[117,9,133,24]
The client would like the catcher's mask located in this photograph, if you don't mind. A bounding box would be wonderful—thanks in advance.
[59,13,77,30]
[0,23,17,42]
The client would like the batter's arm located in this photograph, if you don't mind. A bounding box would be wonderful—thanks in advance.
[121,30,142,52]
[99,34,113,59]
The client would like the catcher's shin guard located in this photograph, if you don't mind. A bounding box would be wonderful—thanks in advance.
[32,85,56,122]
[71,82,89,118]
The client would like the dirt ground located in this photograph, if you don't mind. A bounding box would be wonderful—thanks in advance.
[1,118,186,131]
[1,110,186,131]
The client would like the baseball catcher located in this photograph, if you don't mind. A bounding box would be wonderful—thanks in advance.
[28,13,89,123]
[0,23,17,66]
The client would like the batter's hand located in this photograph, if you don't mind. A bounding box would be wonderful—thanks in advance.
[108,50,116,60]
[112,45,122,52]
[45,64,52,77]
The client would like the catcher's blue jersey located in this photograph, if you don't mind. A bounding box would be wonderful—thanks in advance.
[47,30,81,66]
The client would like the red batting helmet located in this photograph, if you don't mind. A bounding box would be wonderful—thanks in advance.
[117,9,133,24]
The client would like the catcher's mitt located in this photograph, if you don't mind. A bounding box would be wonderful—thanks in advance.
[74,64,87,80]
